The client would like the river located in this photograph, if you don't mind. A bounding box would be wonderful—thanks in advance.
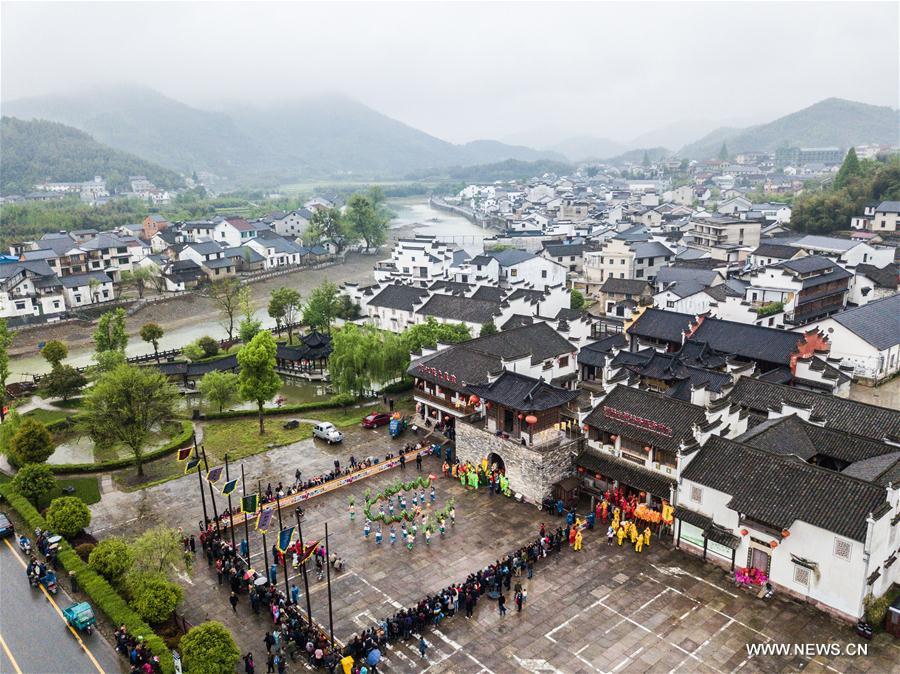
[7,198,484,380]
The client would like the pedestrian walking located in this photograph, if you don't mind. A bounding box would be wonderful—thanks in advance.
[418,637,428,659]
[243,653,255,674]
[264,632,275,654]
[189,535,196,554]
[416,453,423,471]
[290,583,300,605]
[607,525,615,546]
[266,652,275,673]
[229,591,239,612]
[498,593,507,616]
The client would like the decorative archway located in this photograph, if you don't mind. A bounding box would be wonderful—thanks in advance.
[488,452,505,474]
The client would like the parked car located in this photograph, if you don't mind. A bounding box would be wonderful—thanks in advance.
[362,412,391,429]
[312,422,344,444]
[0,511,13,539]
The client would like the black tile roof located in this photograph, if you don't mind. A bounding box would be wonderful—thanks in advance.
[726,377,900,441]
[600,277,652,296]
[470,285,507,302]
[576,449,675,498]
[155,354,238,377]
[368,284,429,312]
[627,308,694,344]
[688,316,809,367]
[583,385,708,453]
[577,334,628,367]
[416,294,500,324]
[681,436,888,542]
[830,294,900,350]
[855,263,898,290]
[840,452,900,486]
[752,242,800,259]
[467,371,579,411]
[500,314,535,330]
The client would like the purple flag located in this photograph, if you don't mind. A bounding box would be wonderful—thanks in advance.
[256,508,274,533]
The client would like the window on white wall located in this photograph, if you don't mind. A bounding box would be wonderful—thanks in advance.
[833,538,851,561]
[690,485,702,503]
[793,565,810,587]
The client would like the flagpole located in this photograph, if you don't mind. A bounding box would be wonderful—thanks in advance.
[193,438,209,529]
[224,454,237,551]
[241,463,251,566]
[200,445,221,537]
[295,510,313,629]
[324,521,334,647]
[259,480,269,575]
[275,492,290,600]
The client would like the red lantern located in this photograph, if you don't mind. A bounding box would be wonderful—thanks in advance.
[740,529,749,536]
[525,415,538,426]
[444,415,450,422]
[769,540,778,549]
[577,466,585,474]
[781,529,790,538]
[595,473,602,479]
[468,394,480,405]
[582,424,589,432]
[610,434,618,441]
[517,413,524,420]
[643,446,651,452]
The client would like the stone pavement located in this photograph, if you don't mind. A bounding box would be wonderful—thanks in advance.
[90,427,900,674]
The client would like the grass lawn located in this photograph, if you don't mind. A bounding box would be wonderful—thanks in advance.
[23,407,72,426]
[0,472,100,506]
[201,418,314,462]
[54,398,84,410]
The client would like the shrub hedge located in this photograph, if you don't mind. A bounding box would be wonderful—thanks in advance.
[202,395,358,420]
[49,420,194,475]
[0,482,174,674]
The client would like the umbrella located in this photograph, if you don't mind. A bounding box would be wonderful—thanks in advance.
[367,649,381,666]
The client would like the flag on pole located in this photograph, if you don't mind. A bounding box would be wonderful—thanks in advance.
[222,479,238,496]
[256,508,274,532]
[277,527,295,552]
[298,540,319,565]
[185,457,201,474]
[241,493,259,515]
[206,466,224,484]
[176,447,193,461]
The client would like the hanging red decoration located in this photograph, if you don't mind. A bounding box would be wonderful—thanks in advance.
[525,415,538,425]
[595,473,602,479]
[643,446,652,452]
[740,529,749,536]
[577,466,585,474]
[781,529,790,538]
[610,434,618,441]
[517,413,524,420]
[444,415,450,422]
[769,540,778,549]
[468,394,480,405]
[582,424,589,432]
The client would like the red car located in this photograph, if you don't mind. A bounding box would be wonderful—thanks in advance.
[362,412,391,429]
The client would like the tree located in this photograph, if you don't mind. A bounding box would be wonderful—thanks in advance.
[125,572,183,624]
[39,364,87,401]
[0,409,22,456]
[305,207,346,250]
[9,417,54,465]
[479,321,498,337]
[570,289,586,312]
[40,340,68,368]
[834,147,862,190]
[197,336,220,358]
[93,308,128,354]
[0,319,12,421]
[336,295,361,321]
[401,317,470,354]
[303,281,341,332]
[343,194,387,251]
[80,364,178,476]
[120,266,156,299]
[92,349,126,375]
[238,317,262,343]
[198,370,240,413]
[140,323,164,363]
[130,525,192,578]
[718,142,729,161]
[179,621,241,674]
[329,325,407,396]
[209,278,242,341]
[46,496,91,538]
[88,538,134,583]
[12,463,56,507]
[268,287,302,343]
[237,331,281,435]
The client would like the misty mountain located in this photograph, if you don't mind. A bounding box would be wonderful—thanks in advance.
[601,147,672,166]
[628,119,721,154]
[3,86,561,181]
[679,98,900,158]
[544,135,625,162]
[0,116,184,195]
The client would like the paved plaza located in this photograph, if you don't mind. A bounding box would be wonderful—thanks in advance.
[89,426,900,674]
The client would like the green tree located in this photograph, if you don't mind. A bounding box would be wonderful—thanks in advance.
[479,321,498,337]
[209,278,242,341]
[718,142,729,161]
[46,495,91,538]
[12,463,56,507]
[237,331,281,435]
[130,525,192,578]
[120,266,156,299]
[182,341,205,362]
[570,289,587,312]
[305,207,346,250]
[268,287,302,343]
[0,319,12,421]
[343,194,387,251]
[40,340,68,368]
[329,325,408,396]
[303,281,341,332]
[336,295,361,320]
[9,417,54,465]
[833,147,861,190]
[80,364,178,476]
[238,317,262,343]
[401,317,470,353]
[197,336,220,358]
[39,364,87,401]
[88,538,134,583]
[139,323,164,363]
[0,409,22,456]
[179,621,241,674]
[93,308,128,354]
[92,349,126,375]
[125,572,183,624]
[198,370,240,413]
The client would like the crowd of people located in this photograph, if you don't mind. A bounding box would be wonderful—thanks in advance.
[115,626,164,674]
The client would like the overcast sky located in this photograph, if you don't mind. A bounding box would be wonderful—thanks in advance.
[2,1,897,145]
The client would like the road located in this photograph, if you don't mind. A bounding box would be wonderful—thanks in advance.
[0,537,125,674]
